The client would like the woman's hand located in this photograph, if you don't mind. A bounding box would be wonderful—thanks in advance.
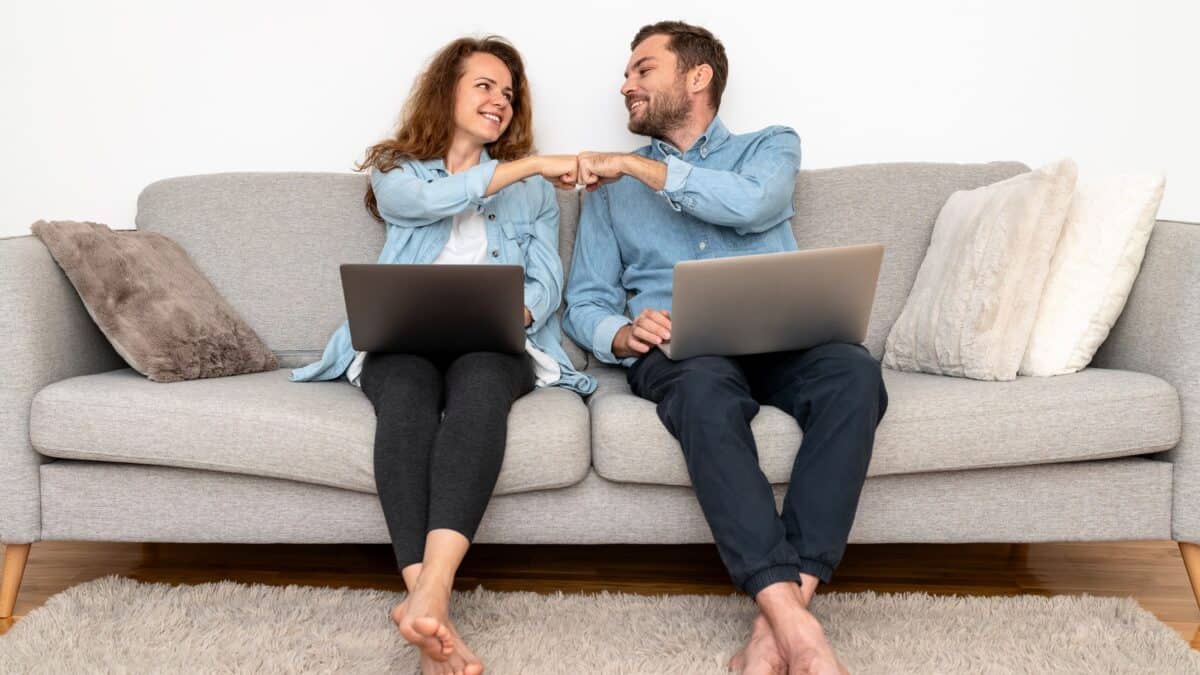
[536,155,579,190]
[524,306,533,328]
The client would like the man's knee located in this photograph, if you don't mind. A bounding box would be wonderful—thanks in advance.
[810,343,885,404]
[662,361,757,427]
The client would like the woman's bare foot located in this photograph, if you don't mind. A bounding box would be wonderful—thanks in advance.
[420,644,482,675]
[392,576,484,674]
[408,618,483,674]
[728,613,786,674]
[442,618,484,675]
[391,580,454,661]
[756,582,848,675]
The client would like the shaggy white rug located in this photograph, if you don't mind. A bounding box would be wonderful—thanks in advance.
[2,575,1198,674]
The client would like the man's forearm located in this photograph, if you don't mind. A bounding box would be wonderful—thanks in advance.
[620,154,668,192]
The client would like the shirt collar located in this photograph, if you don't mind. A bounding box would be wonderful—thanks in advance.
[653,116,731,160]
[428,146,493,175]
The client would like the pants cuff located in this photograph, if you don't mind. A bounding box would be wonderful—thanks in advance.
[742,558,835,597]
[742,564,803,597]
[796,557,834,584]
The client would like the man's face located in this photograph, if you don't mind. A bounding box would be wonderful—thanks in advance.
[622,34,690,139]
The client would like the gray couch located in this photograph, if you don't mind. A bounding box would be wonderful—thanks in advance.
[3,161,1199,618]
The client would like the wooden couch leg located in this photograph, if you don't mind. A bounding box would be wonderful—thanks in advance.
[1179,542,1200,612]
[1,543,31,619]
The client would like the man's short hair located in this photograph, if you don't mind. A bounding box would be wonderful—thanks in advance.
[631,21,729,112]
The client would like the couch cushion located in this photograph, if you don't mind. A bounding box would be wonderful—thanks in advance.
[30,368,590,496]
[139,164,1035,366]
[790,161,1030,358]
[589,364,1180,486]
[137,174,590,372]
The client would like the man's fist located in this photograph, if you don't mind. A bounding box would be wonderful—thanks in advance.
[612,308,672,358]
[577,152,628,192]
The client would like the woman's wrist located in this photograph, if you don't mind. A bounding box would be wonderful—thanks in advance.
[517,155,543,181]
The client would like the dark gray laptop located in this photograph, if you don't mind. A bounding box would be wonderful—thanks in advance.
[659,243,884,360]
[340,264,525,355]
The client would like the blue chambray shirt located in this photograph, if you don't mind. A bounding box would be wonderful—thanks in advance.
[563,116,802,368]
[291,147,597,395]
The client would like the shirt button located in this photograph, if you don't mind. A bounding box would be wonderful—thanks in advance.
[487,213,496,220]
[698,241,708,250]
[700,148,709,158]
[491,249,500,257]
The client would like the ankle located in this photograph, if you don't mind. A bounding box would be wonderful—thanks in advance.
[755,580,805,611]
[415,568,455,595]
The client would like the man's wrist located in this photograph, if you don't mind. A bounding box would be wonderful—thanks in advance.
[610,324,630,358]
[622,154,667,191]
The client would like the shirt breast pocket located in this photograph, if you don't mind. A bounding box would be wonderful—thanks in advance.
[500,221,536,257]
[713,225,763,251]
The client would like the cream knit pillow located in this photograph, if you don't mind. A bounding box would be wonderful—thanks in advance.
[883,159,1077,381]
[1019,174,1166,376]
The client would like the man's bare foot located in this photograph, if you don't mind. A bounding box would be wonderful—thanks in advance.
[756,582,848,675]
[728,613,786,674]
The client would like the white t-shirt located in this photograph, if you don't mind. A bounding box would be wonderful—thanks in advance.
[346,205,561,388]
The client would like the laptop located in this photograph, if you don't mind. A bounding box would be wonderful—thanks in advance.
[340,264,525,355]
[659,243,884,360]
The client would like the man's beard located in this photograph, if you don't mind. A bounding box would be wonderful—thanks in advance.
[627,82,690,139]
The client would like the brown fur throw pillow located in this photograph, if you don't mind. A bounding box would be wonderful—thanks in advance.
[31,220,278,382]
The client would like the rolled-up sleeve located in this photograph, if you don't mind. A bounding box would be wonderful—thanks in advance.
[656,127,801,233]
[371,159,500,227]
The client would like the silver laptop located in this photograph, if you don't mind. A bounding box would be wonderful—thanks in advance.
[659,243,884,360]
[340,264,526,355]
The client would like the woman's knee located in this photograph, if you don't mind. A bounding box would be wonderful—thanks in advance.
[445,351,528,393]
[362,353,441,403]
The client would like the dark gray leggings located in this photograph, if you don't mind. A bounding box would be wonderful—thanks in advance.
[360,351,534,569]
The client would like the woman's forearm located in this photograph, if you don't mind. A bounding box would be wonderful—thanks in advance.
[484,156,542,196]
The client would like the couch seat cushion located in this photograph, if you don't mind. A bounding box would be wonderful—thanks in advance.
[31,368,590,496]
[589,364,1180,485]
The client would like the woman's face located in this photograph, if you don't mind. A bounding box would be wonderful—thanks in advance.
[453,52,515,146]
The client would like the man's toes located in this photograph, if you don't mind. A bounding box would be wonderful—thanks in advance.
[464,662,484,675]
[729,650,747,672]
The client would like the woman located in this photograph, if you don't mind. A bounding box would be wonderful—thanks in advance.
[291,36,596,675]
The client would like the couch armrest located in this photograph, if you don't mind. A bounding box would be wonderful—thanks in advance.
[0,234,126,543]
[1091,220,1200,542]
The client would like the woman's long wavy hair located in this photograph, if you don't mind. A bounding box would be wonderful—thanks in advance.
[357,36,535,222]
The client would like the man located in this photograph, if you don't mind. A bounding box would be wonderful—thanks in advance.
[563,21,888,675]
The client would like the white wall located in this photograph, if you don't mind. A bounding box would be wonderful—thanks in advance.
[2,0,1197,238]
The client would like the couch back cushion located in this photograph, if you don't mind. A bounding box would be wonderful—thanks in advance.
[136,162,1026,361]
[790,161,1029,356]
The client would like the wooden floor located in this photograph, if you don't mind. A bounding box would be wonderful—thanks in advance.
[3,540,1199,649]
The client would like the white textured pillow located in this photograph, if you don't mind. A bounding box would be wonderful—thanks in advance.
[883,159,1077,381]
[1019,174,1165,376]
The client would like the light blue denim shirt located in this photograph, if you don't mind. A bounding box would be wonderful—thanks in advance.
[291,148,597,395]
[563,117,801,368]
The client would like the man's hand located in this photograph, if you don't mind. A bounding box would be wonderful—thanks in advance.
[577,152,629,192]
[524,306,533,328]
[612,308,672,358]
[538,155,580,190]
